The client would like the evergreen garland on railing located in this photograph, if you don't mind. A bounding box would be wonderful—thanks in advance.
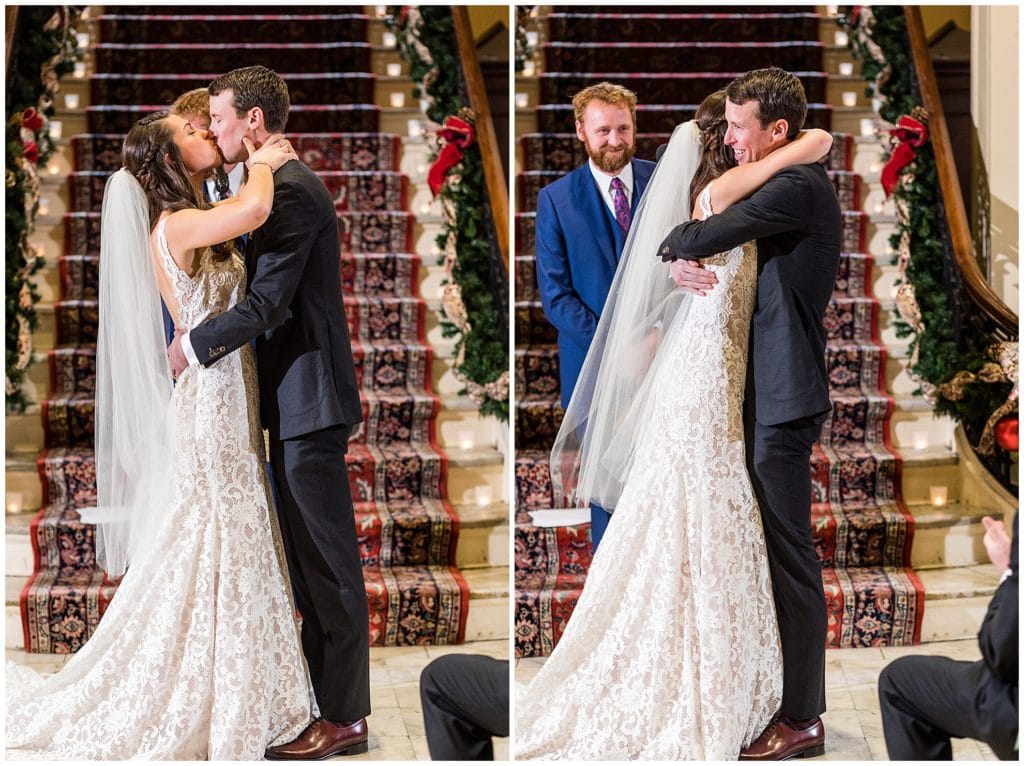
[388,6,509,421]
[842,6,1015,470]
[6,6,81,412]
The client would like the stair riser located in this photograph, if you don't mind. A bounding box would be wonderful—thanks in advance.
[456,525,510,569]
[919,596,992,643]
[912,522,995,570]
[435,409,501,451]
[448,463,506,508]
[889,410,954,451]
[902,461,961,507]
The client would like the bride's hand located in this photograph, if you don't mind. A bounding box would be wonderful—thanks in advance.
[244,134,297,173]
[670,258,717,296]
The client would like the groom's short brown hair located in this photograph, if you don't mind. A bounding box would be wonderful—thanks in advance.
[727,67,807,140]
[208,65,290,133]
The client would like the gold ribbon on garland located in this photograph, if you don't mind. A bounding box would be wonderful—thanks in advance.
[938,342,1019,456]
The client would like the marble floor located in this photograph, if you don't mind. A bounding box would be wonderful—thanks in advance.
[7,639,510,761]
[515,639,999,761]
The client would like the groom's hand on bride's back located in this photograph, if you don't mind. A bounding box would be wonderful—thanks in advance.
[168,329,188,380]
[668,259,717,296]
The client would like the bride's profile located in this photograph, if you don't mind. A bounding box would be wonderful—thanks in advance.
[514,90,833,760]
[6,112,315,759]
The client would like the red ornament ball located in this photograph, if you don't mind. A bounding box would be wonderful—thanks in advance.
[994,414,1018,452]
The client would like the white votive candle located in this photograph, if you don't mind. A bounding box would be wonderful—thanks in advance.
[834,30,849,47]
[860,118,875,136]
[47,162,60,175]
[912,431,928,451]
[868,162,880,175]
[6,492,24,513]
[407,118,423,137]
[525,31,539,47]
[929,485,948,508]
[842,91,857,107]
[458,430,474,450]
[64,93,80,109]
[375,5,387,17]
[48,120,62,139]
[419,201,431,214]
[839,61,854,76]
[386,62,401,77]
[37,197,50,216]
[827,5,839,15]
[389,92,405,108]
[76,32,89,48]
[382,31,397,48]
[475,486,493,507]
[73,62,86,78]
[522,60,536,77]
[515,92,529,108]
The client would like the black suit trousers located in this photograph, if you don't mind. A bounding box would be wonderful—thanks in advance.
[420,655,509,760]
[269,423,370,723]
[879,654,1018,760]
[744,397,827,721]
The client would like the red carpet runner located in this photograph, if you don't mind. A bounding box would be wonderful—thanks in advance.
[22,10,469,652]
[514,7,923,657]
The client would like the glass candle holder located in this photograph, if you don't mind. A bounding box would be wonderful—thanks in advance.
[929,485,948,508]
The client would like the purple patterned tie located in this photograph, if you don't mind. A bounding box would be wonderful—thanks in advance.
[610,176,631,234]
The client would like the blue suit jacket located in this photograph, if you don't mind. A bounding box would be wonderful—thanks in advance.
[535,158,655,407]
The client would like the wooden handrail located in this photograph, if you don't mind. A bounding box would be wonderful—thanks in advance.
[904,7,1018,335]
[6,6,18,73]
[451,6,510,273]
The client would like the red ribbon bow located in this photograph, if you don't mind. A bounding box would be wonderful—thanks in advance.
[881,115,928,197]
[21,107,44,132]
[427,116,475,197]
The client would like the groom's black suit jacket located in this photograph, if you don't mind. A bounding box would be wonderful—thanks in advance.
[661,163,841,426]
[189,159,363,440]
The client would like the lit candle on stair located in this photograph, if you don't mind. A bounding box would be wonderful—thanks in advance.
[49,120,62,140]
[64,93,80,110]
[407,119,423,137]
[912,431,928,451]
[375,5,387,17]
[76,32,90,49]
[6,492,23,514]
[73,62,86,78]
[838,61,854,76]
[389,92,406,108]
[522,60,536,77]
[458,430,474,450]
[929,485,948,508]
[841,91,857,107]
[827,5,839,15]
[860,118,876,137]
[834,30,849,47]
[382,31,397,49]
[37,197,50,216]
[386,62,402,77]
[475,486,493,507]
[515,92,529,108]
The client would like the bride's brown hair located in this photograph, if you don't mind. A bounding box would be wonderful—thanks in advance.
[688,89,735,209]
[121,111,232,261]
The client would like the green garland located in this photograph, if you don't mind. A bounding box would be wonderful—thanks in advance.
[389,6,509,421]
[6,6,81,412]
[842,6,1014,456]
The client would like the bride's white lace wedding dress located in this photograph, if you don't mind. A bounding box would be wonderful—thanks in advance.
[515,187,783,760]
[6,220,315,760]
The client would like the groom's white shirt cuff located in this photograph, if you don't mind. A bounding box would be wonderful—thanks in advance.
[181,332,199,367]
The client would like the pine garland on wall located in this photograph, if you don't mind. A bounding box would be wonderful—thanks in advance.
[388,6,510,421]
[842,6,1016,471]
[6,6,81,412]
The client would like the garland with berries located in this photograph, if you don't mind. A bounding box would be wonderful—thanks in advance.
[842,6,1016,478]
[6,6,81,412]
[388,6,509,421]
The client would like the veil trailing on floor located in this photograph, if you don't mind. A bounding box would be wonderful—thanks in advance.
[80,168,176,576]
[550,120,703,510]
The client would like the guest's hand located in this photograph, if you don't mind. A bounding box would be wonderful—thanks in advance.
[168,329,189,381]
[670,259,717,296]
[981,516,1012,572]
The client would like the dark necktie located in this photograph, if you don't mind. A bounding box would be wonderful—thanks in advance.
[610,176,631,233]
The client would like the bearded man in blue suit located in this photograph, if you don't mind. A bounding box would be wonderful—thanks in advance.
[535,82,655,551]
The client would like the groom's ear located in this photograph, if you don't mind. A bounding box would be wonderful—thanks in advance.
[246,105,265,132]
[770,118,790,144]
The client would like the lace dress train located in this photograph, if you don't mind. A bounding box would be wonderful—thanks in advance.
[6,222,314,759]
[515,189,783,760]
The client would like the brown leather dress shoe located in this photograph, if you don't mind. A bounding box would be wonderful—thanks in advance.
[739,716,825,760]
[265,717,369,760]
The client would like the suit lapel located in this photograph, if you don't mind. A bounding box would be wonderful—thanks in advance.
[571,165,618,272]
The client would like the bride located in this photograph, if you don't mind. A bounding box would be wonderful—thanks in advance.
[515,91,833,760]
[7,112,315,759]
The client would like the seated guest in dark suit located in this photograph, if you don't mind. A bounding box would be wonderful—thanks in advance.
[420,655,508,760]
[879,513,1018,760]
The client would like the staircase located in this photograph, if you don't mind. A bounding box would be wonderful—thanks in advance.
[512,5,1008,658]
[6,6,508,653]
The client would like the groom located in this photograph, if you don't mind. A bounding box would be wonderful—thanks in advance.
[167,66,370,759]
[659,67,841,760]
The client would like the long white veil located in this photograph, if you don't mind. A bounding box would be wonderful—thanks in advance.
[550,121,703,510]
[80,168,176,576]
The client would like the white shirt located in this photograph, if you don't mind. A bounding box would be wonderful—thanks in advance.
[588,159,634,217]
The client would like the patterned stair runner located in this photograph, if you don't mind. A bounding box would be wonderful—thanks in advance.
[513,7,923,658]
[21,11,470,653]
